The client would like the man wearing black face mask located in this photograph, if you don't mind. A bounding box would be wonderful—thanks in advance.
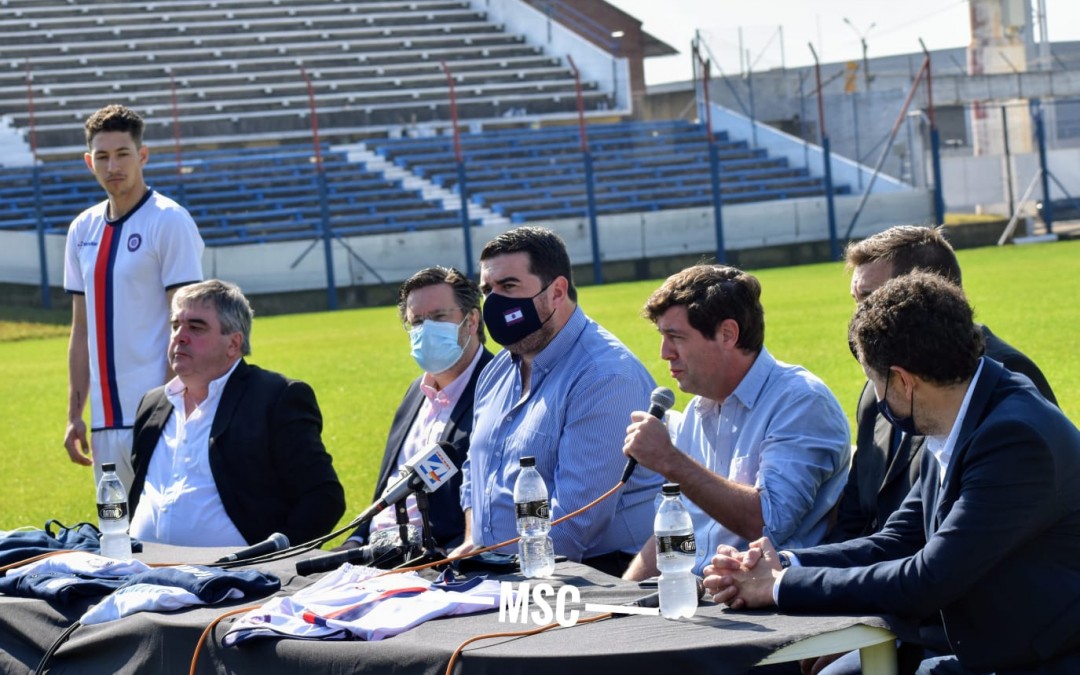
[335,267,493,553]
[830,226,1056,547]
[703,272,1080,675]
[451,227,663,577]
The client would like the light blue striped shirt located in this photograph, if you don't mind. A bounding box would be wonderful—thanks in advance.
[460,306,663,560]
[669,347,851,575]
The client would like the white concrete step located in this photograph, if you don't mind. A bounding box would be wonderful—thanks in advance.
[336,142,511,228]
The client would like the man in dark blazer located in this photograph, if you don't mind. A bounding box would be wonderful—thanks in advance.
[129,279,345,549]
[829,225,1057,542]
[705,272,1080,674]
[337,267,491,552]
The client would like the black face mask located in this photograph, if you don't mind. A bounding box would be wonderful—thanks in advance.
[482,283,553,347]
[876,372,919,436]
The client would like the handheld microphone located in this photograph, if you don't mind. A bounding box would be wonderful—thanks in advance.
[214,532,290,563]
[621,386,677,483]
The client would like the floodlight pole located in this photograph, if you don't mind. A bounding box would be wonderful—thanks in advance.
[26,60,50,309]
[301,66,338,311]
[843,18,875,91]
[440,60,475,279]
[920,39,946,226]
[567,55,602,285]
[695,47,726,264]
[809,44,839,261]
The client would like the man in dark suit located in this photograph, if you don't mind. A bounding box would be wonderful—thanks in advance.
[129,279,345,549]
[705,272,1080,674]
[829,225,1057,542]
[336,267,491,553]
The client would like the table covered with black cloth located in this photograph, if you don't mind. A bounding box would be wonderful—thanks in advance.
[0,544,906,674]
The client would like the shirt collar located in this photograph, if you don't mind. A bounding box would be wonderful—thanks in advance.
[527,305,587,376]
[420,346,484,406]
[925,357,985,485]
[693,346,774,414]
[164,359,242,410]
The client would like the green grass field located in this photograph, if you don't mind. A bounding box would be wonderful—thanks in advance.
[1,240,1077,544]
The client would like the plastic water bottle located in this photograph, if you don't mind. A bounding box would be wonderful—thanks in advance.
[514,456,555,578]
[655,483,698,619]
[96,462,132,560]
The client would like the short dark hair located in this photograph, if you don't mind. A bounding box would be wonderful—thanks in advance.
[173,279,254,356]
[398,266,485,344]
[85,104,145,149]
[479,226,577,302]
[844,225,962,287]
[643,264,765,352]
[848,271,984,385]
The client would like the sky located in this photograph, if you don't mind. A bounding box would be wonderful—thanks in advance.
[604,0,1080,85]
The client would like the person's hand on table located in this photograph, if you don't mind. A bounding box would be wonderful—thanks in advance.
[703,537,782,609]
[448,540,480,561]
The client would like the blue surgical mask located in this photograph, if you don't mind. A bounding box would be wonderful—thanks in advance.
[876,372,919,436]
[409,317,469,375]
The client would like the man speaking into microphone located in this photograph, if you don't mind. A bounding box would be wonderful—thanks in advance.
[621,265,850,581]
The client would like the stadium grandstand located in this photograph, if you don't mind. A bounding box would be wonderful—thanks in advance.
[0,0,924,303]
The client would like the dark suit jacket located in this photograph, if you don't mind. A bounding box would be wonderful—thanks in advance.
[130,360,346,547]
[784,360,1080,672]
[828,324,1057,542]
[348,348,493,549]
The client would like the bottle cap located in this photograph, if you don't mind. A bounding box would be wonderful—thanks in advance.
[661,483,681,496]
[519,456,536,468]
[102,463,116,472]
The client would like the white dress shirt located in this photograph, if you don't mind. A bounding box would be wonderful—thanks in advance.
[130,360,246,546]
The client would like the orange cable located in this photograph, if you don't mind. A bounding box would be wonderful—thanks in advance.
[188,605,260,675]
[0,549,74,574]
[389,480,625,576]
[183,478,627,670]
[443,612,613,675]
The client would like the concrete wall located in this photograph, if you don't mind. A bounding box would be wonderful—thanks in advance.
[941,146,1080,213]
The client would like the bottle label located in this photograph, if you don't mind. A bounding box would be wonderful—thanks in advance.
[657,532,696,557]
[515,499,549,520]
[97,502,128,521]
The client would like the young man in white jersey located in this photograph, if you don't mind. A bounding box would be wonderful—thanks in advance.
[64,104,204,491]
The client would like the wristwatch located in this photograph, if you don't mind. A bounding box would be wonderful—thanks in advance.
[777,551,792,569]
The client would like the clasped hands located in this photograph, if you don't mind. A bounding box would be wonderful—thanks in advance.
[702,536,784,610]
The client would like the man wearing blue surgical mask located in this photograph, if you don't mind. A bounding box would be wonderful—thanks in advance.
[451,226,663,577]
[336,267,493,553]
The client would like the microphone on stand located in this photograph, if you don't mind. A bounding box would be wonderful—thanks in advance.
[215,532,290,563]
[296,442,459,576]
[621,386,677,483]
